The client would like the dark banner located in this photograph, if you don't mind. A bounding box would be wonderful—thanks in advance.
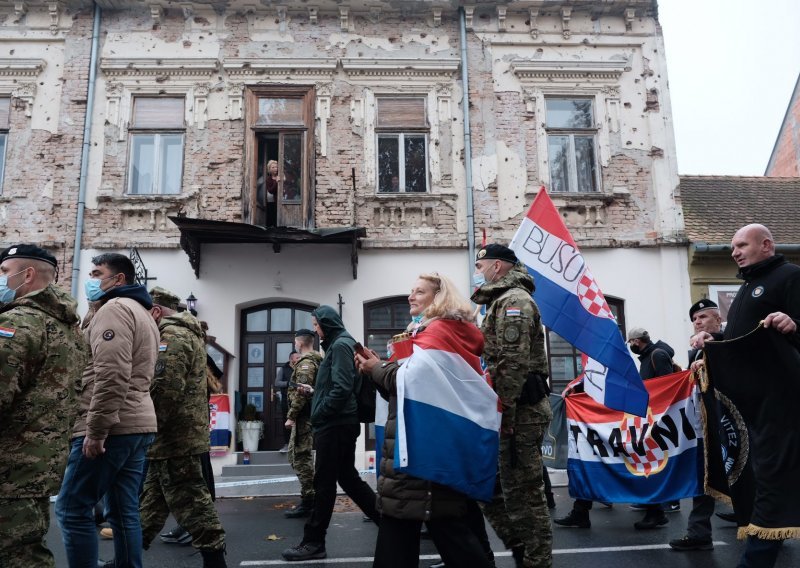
[542,394,568,470]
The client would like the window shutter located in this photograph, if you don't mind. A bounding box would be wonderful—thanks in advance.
[132,97,185,129]
[377,98,426,128]
[0,98,10,129]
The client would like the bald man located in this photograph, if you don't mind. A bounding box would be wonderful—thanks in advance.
[692,224,800,568]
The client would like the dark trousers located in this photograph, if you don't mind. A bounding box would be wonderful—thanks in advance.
[687,494,714,540]
[574,499,593,512]
[460,499,493,560]
[374,515,493,568]
[303,424,379,544]
[737,536,783,568]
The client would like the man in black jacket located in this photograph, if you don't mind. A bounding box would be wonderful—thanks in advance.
[692,224,800,568]
[281,306,379,562]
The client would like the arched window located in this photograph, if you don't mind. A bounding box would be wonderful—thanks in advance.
[363,296,411,358]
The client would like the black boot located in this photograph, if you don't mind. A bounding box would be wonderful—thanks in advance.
[284,498,313,519]
[200,548,227,568]
[634,508,668,530]
[511,545,525,568]
[554,509,591,528]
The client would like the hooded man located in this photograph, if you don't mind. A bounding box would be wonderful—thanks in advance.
[281,306,379,562]
[0,244,89,567]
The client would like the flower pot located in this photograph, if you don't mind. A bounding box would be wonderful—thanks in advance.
[239,420,263,453]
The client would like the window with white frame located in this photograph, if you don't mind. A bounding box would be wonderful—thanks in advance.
[376,98,428,193]
[127,97,185,195]
[0,98,9,193]
[545,98,599,193]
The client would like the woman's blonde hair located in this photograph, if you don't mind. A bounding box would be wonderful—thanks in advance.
[267,159,278,174]
[418,272,474,321]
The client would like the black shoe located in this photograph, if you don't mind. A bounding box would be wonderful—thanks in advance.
[97,561,114,568]
[429,563,445,568]
[634,510,668,530]
[282,542,326,561]
[546,492,556,509]
[511,546,525,568]
[669,536,713,551]
[554,509,591,528]
[716,511,737,523]
[599,502,613,509]
[664,501,681,513]
[284,499,313,519]
[200,548,228,568]
[160,525,191,544]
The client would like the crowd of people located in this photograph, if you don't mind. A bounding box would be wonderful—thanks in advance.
[0,221,798,568]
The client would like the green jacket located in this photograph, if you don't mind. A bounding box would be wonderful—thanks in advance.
[0,284,89,498]
[287,350,322,422]
[471,264,551,427]
[148,311,209,459]
[309,305,359,432]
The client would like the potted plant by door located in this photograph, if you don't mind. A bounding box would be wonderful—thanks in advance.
[238,403,263,454]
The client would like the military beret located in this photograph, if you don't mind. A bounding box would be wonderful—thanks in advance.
[149,286,181,310]
[0,243,58,268]
[627,327,649,341]
[295,328,316,338]
[476,243,518,264]
[689,299,719,320]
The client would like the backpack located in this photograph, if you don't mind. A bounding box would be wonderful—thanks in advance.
[650,349,683,374]
[355,370,377,423]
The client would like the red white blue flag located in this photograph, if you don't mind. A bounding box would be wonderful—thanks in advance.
[209,394,232,452]
[565,370,704,502]
[510,187,648,417]
[394,319,501,502]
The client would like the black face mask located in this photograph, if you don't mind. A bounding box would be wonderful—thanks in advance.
[629,344,642,355]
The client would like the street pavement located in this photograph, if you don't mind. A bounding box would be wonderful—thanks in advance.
[47,484,799,567]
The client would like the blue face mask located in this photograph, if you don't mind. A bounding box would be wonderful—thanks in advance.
[85,275,116,302]
[0,270,27,304]
[411,314,424,324]
[472,272,486,288]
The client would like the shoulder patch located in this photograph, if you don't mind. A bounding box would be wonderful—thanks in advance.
[506,307,521,316]
[504,324,521,343]
[102,330,115,341]
[0,326,16,338]
[155,359,166,376]
[159,343,168,352]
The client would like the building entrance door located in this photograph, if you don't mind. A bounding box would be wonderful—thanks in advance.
[240,303,316,451]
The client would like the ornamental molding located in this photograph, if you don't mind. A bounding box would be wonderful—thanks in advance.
[100,58,219,77]
[0,58,46,77]
[511,59,629,82]
[341,58,460,81]
[223,58,337,79]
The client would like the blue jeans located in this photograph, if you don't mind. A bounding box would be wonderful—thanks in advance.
[55,434,154,568]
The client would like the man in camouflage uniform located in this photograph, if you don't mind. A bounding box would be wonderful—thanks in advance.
[471,244,553,568]
[284,329,321,518]
[139,287,227,568]
[0,244,89,567]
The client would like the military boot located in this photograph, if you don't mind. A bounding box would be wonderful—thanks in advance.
[511,546,525,568]
[201,548,227,568]
[284,498,313,518]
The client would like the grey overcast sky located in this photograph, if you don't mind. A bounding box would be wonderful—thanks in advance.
[658,0,800,176]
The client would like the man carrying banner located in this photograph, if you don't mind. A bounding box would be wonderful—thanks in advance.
[693,223,800,568]
[472,244,553,568]
[669,299,723,551]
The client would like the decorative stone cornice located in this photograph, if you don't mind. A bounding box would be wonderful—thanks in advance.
[511,59,629,82]
[0,59,46,76]
[223,58,337,79]
[342,58,460,80]
[100,58,219,77]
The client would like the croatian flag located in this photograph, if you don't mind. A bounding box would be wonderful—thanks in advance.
[565,370,704,503]
[209,394,232,451]
[394,319,501,501]
[510,186,648,417]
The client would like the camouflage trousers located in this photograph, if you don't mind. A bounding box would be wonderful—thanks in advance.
[140,454,225,551]
[288,416,315,500]
[0,497,53,568]
[481,404,553,568]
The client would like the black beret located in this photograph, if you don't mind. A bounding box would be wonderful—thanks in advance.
[295,328,316,338]
[476,244,518,264]
[689,299,719,320]
[0,244,58,268]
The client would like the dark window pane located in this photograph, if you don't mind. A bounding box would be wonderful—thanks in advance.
[574,136,597,193]
[257,98,304,126]
[404,136,427,192]
[132,97,184,129]
[377,98,426,128]
[282,133,302,202]
[365,332,393,359]
[545,99,593,129]
[129,134,156,194]
[392,303,410,327]
[369,305,393,328]
[547,135,570,193]
[378,136,400,192]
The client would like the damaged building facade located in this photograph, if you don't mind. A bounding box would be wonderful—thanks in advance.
[1,0,688,470]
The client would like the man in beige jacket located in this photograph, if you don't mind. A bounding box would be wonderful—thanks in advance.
[55,253,159,568]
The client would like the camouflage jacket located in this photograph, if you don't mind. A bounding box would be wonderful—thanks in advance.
[287,351,322,422]
[0,284,89,498]
[148,311,209,459]
[471,264,551,426]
